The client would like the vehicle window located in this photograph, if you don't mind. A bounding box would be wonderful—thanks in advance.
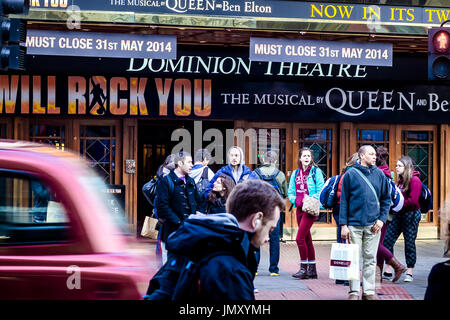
[0,171,71,246]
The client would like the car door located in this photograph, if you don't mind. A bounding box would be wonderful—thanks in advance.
[0,169,98,299]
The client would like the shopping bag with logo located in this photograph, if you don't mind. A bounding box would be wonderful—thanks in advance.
[329,242,360,281]
[141,214,159,240]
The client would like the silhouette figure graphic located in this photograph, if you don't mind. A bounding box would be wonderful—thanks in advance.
[89,78,107,115]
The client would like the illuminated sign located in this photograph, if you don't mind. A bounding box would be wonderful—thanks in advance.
[29,1,450,26]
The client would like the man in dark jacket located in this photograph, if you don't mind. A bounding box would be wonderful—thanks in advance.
[156,151,203,264]
[162,179,285,300]
[340,145,391,300]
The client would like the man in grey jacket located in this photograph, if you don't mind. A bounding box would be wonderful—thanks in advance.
[340,145,391,300]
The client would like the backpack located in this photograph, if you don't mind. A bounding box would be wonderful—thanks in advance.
[142,175,174,209]
[319,174,341,209]
[143,250,231,300]
[196,167,210,195]
[254,167,282,195]
[387,178,404,212]
[419,183,433,213]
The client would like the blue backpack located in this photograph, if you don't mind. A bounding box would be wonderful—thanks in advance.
[419,183,433,213]
[254,168,282,195]
[319,174,341,209]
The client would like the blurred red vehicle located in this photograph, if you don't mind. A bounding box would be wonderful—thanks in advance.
[0,140,157,299]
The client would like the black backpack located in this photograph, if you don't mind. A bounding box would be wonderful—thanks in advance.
[254,168,282,195]
[143,250,231,300]
[142,175,174,208]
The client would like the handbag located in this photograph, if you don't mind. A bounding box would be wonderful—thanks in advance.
[329,242,360,281]
[141,214,159,240]
[302,194,321,216]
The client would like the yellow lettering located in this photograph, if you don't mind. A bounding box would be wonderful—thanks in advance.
[425,9,434,22]
[325,5,337,18]
[406,9,415,22]
[436,10,450,22]
[390,8,396,21]
[311,4,323,18]
[338,6,353,19]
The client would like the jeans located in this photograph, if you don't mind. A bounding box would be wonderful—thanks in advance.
[376,221,393,266]
[348,225,381,296]
[255,217,281,273]
[296,208,317,261]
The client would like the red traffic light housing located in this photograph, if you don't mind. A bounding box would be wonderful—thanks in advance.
[428,27,450,80]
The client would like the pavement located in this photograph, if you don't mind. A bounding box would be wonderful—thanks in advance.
[142,238,447,300]
[254,239,447,300]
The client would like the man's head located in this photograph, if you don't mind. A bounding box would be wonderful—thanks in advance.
[194,148,212,166]
[358,145,376,167]
[228,146,243,168]
[174,151,193,175]
[262,150,278,166]
[226,179,284,247]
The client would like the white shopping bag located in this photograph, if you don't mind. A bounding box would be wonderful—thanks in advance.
[329,242,360,281]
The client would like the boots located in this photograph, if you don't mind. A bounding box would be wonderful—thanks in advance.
[386,256,407,282]
[375,264,383,284]
[306,263,318,279]
[292,263,308,279]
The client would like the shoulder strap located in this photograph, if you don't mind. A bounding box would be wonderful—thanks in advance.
[311,166,317,184]
[201,167,209,180]
[353,169,379,210]
[254,168,263,179]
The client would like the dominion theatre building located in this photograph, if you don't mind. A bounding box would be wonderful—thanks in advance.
[2,0,450,240]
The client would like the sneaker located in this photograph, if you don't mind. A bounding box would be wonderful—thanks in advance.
[348,294,359,300]
[382,272,393,280]
[270,272,280,276]
[404,274,413,282]
[254,288,259,294]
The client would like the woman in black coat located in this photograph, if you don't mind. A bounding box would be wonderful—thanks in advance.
[205,174,235,214]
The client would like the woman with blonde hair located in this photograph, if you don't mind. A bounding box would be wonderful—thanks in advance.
[383,156,422,282]
[288,147,325,279]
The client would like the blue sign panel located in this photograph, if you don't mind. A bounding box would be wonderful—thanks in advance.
[29,1,450,26]
[250,38,393,66]
[26,30,177,60]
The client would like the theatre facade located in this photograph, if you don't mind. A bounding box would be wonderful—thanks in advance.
[2,0,449,239]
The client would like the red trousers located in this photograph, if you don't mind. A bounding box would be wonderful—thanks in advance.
[296,208,317,261]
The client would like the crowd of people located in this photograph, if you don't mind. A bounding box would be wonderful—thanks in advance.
[142,144,430,301]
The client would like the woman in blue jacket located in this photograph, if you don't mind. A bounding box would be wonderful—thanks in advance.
[288,147,324,279]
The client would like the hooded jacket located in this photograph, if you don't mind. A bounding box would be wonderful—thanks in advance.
[165,213,257,300]
[339,160,391,227]
[398,170,422,214]
[189,164,215,184]
[203,147,252,198]
[287,165,325,208]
